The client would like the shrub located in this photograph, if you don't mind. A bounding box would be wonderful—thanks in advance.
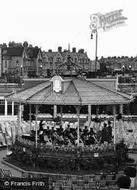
[117,175,131,188]
[124,167,136,177]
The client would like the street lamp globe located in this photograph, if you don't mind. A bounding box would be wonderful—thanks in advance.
[129,65,132,70]
[122,65,125,69]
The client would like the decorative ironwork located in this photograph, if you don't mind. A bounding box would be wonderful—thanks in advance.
[56,54,83,76]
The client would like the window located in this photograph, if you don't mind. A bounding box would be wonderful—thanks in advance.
[14,103,18,115]
[0,100,5,115]
[8,102,12,115]
[5,61,7,68]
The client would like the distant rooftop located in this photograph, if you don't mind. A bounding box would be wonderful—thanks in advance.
[2,47,24,57]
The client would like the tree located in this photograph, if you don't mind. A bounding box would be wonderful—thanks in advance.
[8,41,16,47]
[117,175,131,188]
[0,43,7,48]
[23,41,28,48]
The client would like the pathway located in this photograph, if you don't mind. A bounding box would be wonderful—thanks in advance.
[0,148,22,177]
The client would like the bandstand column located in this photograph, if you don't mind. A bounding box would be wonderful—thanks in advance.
[88,104,91,124]
[75,106,80,146]
[12,101,14,116]
[120,104,123,114]
[96,105,99,116]
[113,105,116,151]
[36,60,38,76]
[5,99,7,116]
[60,105,63,125]
[35,105,39,148]
[53,105,57,118]
[18,102,22,137]
[29,104,32,131]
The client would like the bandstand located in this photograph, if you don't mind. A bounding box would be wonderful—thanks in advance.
[6,52,133,147]
[4,58,135,190]
[6,53,132,146]
[7,74,132,145]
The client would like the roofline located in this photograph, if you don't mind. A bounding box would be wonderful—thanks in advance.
[71,80,82,104]
[6,77,133,104]
[87,78,117,82]
[8,99,131,105]
[26,84,51,101]
[84,78,131,101]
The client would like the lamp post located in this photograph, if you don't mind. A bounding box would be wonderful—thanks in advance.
[129,65,132,76]
[91,30,98,74]
[20,65,23,76]
[130,77,135,96]
[95,30,98,74]
[90,13,99,75]
[20,65,23,88]
[40,64,42,77]
[122,65,125,76]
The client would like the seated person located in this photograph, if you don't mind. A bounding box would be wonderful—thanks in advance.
[51,126,56,135]
[85,135,95,145]
[57,135,64,145]
[46,138,52,146]
[39,120,44,132]
[71,127,77,138]
[39,130,44,142]
[81,126,89,142]
[64,124,71,138]
[107,121,112,143]
[44,126,52,137]
[83,126,89,136]
[101,123,108,143]
[75,138,84,147]
[88,127,95,136]
[56,125,64,136]
[43,133,49,143]
[64,137,70,145]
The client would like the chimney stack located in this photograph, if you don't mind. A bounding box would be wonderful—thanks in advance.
[58,46,62,53]
[72,47,76,53]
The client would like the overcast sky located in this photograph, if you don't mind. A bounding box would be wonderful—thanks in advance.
[0,0,136,59]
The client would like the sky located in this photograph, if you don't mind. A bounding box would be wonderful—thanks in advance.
[0,0,137,60]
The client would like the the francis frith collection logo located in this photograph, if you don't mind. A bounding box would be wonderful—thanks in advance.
[90,9,127,33]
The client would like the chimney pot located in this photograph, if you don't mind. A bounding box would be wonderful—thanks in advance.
[58,46,62,52]
[72,47,76,53]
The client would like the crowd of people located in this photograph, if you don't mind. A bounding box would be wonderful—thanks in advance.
[0,117,137,150]
[29,120,113,147]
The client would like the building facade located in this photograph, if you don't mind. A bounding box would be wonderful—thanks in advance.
[1,46,42,79]
[0,45,91,79]
[24,47,42,77]
[2,47,26,77]
[42,47,91,77]
[99,56,137,75]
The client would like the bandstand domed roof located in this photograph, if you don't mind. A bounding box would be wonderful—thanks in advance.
[6,76,132,105]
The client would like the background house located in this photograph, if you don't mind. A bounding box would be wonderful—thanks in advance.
[0,43,42,81]
[2,47,26,78]
[42,47,91,77]
[25,47,42,77]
